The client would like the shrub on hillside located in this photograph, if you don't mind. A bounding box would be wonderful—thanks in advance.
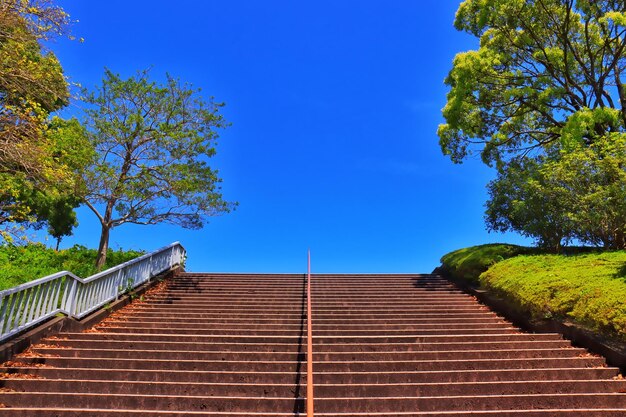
[480,252,626,339]
[0,244,143,290]
[440,244,533,284]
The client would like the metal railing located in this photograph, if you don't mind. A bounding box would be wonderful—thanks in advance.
[0,241,185,342]
[307,249,314,417]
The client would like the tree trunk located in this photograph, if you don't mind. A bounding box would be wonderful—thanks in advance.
[95,224,111,270]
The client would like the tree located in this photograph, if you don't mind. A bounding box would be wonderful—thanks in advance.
[439,0,626,248]
[0,0,76,240]
[439,0,626,167]
[486,135,626,249]
[551,135,626,248]
[82,69,236,269]
[0,117,91,244]
[38,117,92,249]
[485,157,575,250]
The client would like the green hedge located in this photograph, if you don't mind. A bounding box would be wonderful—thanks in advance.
[440,243,533,283]
[0,244,144,290]
[480,251,626,339]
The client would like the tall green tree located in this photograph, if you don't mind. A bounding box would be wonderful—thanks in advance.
[439,0,626,248]
[485,156,576,250]
[439,0,626,167]
[487,135,626,249]
[82,69,236,269]
[0,0,79,241]
[0,117,91,244]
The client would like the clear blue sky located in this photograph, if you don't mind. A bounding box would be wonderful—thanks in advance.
[50,0,531,273]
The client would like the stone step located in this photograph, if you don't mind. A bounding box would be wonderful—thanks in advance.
[14,356,607,372]
[101,319,512,330]
[4,379,626,397]
[52,332,567,344]
[2,366,304,383]
[3,392,626,412]
[30,347,587,361]
[91,327,523,336]
[116,315,505,324]
[3,408,626,416]
[119,312,502,321]
[46,338,573,352]
[0,392,305,412]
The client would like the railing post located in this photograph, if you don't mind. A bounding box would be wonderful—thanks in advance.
[307,249,314,417]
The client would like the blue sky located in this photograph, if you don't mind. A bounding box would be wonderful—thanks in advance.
[50,0,531,273]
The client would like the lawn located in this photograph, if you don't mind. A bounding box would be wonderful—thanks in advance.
[0,244,143,291]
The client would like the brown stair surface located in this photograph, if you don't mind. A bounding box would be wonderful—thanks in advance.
[0,273,626,416]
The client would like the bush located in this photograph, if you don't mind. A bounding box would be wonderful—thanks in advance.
[480,251,626,339]
[0,244,144,290]
[440,243,533,283]
[486,134,626,250]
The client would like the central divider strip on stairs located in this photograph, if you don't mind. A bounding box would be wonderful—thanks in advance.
[306,250,314,417]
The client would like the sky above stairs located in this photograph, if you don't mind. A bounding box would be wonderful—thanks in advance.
[50,0,531,273]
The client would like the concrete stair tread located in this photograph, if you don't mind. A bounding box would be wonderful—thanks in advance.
[3,409,626,417]
[1,272,624,414]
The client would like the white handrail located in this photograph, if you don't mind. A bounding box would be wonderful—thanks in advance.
[0,241,186,342]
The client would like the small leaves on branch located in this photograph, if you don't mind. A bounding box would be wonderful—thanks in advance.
[440,0,626,249]
[82,69,236,268]
[0,0,81,242]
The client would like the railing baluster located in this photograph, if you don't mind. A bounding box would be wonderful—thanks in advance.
[7,291,25,333]
[105,274,116,300]
[74,283,86,315]
[1,294,14,334]
[64,278,78,315]
[85,282,95,311]
[19,288,35,326]
[24,285,41,324]
[33,282,51,321]
[90,281,102,312]
[49,279,64,313]
[0,295,8,333]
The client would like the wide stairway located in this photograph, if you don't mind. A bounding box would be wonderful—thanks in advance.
[0,273,626,415]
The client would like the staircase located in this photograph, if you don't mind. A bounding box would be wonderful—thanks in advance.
[0,272,625,415]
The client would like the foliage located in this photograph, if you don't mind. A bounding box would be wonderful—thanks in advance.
[480,251,626,339]
[81,69,235,268]
[38,117,93,244]
[0,243,143,291]
[0,1,85,241]
[0,0,70,168]
[0,117,92,244]
[440,243,533,283]
[439,0,626,249]
[439,0,626,167]
[487,135,626,249]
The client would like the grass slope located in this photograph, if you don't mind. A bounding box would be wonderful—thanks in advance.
[481,252,626,339]
[0,244,143,291]
[440,243,533,283]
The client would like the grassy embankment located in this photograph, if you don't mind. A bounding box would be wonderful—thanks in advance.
[441,244,626,340]
[0,244,143,291]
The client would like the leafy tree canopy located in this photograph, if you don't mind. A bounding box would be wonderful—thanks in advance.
[486,135,626,249]
[439,0,626,167]
[0,0,81,242]
[440,0,626,249]
[0,117,91,244]
[82,69,236,268]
